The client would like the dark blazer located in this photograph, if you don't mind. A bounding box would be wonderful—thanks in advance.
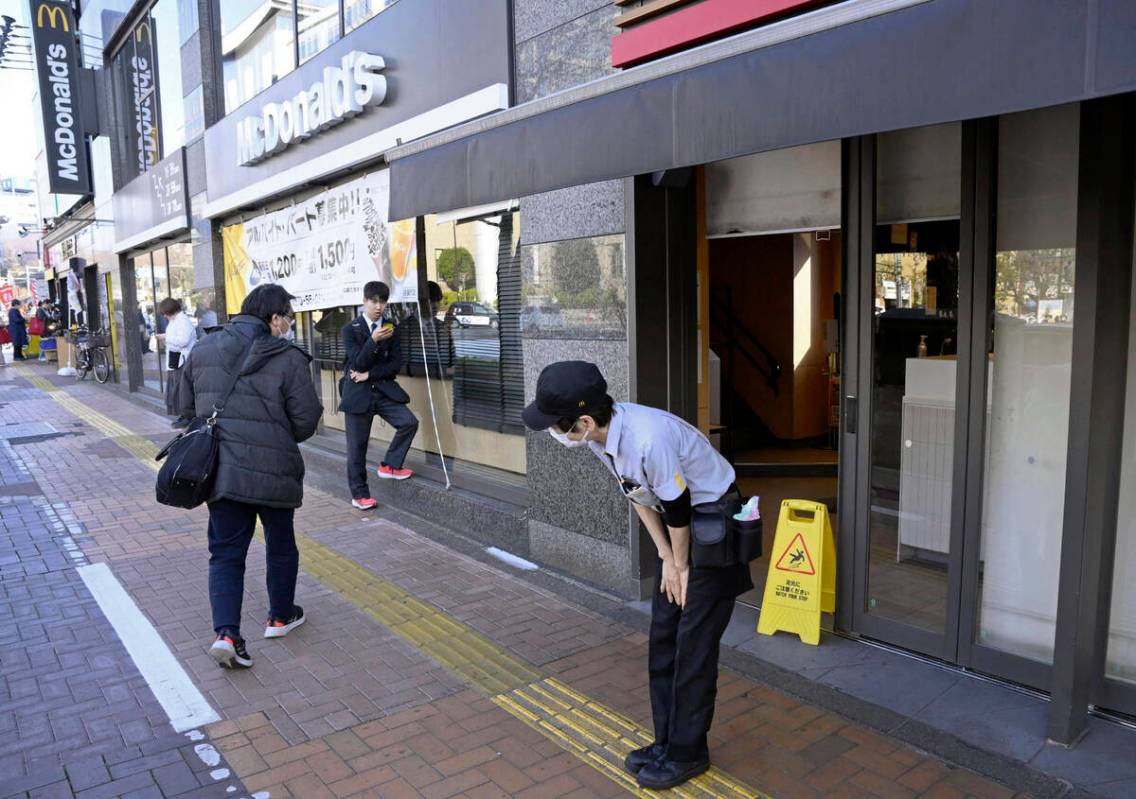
[338,315,409,413]
[177,315,321,508]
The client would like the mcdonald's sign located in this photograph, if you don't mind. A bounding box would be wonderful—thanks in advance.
[35,3,68,31]
[29,0,91,194]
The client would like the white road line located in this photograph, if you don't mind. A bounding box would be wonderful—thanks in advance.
[78,562,220,732]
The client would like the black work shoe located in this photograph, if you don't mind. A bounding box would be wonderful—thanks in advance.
[264,605,306,639]
[210,633,252,669]
[623,742,666,774]
[636,755,710,789]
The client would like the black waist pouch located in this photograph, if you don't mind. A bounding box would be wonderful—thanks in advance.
[691,491,763,568]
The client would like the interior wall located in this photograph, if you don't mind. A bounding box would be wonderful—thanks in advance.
[710,234,795,439]
[696,167,711,434]
[792,232,842,440]
[709,231,841,443]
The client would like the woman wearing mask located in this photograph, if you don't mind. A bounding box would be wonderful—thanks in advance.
[522,361,750,790]
[157,297,197,428]
[177,284,321,669]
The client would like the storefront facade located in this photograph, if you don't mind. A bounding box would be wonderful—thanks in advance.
[385,0,1136,744]
[80,0,1136,745]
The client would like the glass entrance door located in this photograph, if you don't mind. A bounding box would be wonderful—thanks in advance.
[846,107,1082,682]
[851,123,966,658]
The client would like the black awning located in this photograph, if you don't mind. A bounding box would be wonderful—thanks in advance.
[389,0,1136,221]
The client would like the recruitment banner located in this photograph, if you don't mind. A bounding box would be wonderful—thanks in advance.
[29,0,92,194]
[223,170,417,314]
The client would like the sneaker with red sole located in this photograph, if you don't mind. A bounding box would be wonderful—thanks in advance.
[210,633,252,669]
[378,464,413,480]
[264,605,305,639]
[351,497,378,510]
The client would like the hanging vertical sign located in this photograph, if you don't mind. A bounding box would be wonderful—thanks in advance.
[30,0,92,194]
[128,17,162,174]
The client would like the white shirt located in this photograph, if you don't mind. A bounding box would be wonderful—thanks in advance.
[164,312,196,358]
[587,402,735,507]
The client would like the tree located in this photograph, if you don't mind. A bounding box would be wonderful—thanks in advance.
[550,238,601,297]
[437,247,476,293]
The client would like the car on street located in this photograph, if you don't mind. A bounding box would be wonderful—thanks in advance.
[445,301,499,328]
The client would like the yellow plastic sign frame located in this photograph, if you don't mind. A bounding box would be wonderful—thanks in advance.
[756,499,836,645]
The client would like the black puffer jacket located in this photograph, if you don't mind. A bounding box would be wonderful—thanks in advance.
[177,315,321,508]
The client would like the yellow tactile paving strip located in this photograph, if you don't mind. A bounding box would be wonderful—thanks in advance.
[23,367,769,799]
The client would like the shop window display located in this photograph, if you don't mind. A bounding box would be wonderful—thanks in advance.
[132,242,196,393]
[315,211,527,478]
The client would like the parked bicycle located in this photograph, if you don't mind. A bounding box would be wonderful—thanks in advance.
[73,326,112,384]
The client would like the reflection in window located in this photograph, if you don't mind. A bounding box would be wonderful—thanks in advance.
[298,0,341,64]
[521,235,627,338]
[178,0,199,44]
[152,0,185,154]
[221,0,296,113]
[190,287,219,335]
[977,103,1079,665]
[109,0,188,184]
[134,255,161,392]
[345,0,397,33]
[1110,221,1136,687]
[867,123,961,635]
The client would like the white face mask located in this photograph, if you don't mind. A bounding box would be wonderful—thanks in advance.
[549,423,590,449]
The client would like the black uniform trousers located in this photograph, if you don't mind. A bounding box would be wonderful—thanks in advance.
[648,557,750,762]
[344,397,419,499]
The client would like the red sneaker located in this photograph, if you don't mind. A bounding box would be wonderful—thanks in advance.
[378,464,413,480]
[351,497,378,510]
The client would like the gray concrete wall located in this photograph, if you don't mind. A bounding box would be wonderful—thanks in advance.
[512,3,640,596]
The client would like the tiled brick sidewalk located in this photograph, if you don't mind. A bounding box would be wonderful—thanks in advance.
[0,364,1039,798]
[0,424,247,799]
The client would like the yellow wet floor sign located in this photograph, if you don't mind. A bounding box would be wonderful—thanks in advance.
[756,500,836,645]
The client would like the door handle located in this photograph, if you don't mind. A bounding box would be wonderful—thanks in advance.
[844,395,858,434]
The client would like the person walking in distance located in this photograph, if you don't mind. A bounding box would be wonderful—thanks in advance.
[177,284,321,669]
[339,281,419,510]
[7,299,27,360]
[157,297,196,429]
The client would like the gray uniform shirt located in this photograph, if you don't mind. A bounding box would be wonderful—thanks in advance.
[588,402,735,507]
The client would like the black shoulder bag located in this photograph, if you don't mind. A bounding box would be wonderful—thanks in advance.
[154,340,253,509]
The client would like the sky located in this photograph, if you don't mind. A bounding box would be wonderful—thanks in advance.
[0,0,41,183]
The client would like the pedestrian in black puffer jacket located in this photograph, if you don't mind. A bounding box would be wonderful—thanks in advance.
[177,284,320,670]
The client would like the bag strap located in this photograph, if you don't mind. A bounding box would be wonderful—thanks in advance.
[207,336,256,424]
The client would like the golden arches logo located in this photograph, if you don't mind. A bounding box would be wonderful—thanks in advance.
[36,3,68,31]
[133,21,151,45]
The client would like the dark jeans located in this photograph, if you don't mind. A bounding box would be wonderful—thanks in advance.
[207,499,298,637]
[344,399,419,498]
[648,558,740,762]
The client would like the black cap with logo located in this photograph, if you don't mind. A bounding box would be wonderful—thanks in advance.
[522,361,608,431]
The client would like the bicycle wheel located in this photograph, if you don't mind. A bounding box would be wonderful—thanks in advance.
[76,351,90,380]
[93,349,111,384]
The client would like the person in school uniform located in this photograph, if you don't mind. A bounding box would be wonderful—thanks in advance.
[522,360,751,790]
[339,280,419,510]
